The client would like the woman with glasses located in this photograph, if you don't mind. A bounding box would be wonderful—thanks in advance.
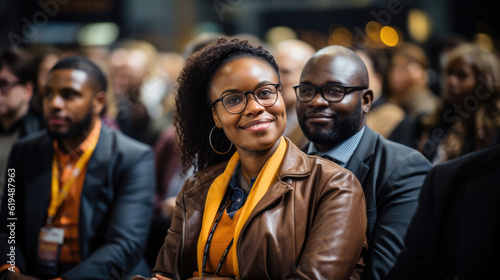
[135,37,367,280]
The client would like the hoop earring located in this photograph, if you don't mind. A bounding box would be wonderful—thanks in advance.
[209,126,233,154]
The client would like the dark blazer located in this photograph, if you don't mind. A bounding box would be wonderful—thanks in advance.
[305,126,432,280]
[0,125,155,279]
[385,144,500,280]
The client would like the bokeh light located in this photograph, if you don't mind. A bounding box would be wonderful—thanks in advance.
[380,26,399,47]
[365,21,382,41]
[329,27,353,47]
[265,26,297,47]
[408,9,432,43]
[78,22,119,46]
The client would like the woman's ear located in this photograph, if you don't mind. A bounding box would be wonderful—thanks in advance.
[212,107,221,128]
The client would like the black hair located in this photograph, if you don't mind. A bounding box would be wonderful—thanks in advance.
[0,48,34,84]
[175,36,280,173]
[50,56,107,93]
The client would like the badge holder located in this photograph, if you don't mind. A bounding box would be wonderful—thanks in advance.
[34,218,65,277]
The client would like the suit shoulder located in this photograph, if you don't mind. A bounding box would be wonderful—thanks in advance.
[434,145,500,175]
[10,130,51,158]
[107,128,152,154]
[14,130,48,146]
[376,134,431,165]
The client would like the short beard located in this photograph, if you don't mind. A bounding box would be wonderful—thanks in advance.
[47,109,94,140]
[300,99,363,147]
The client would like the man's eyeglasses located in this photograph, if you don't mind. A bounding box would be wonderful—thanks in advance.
[211,83,280,114]
[0,80,23,94]
[293,83,367,103]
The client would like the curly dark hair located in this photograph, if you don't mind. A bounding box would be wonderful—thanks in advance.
[175,37,280,173]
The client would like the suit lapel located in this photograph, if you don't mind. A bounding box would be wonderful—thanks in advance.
[345,126,377,186]
[78,125,113,258]
[25,134,53,257]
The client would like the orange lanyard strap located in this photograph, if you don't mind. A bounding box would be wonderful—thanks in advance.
[48,139,97,225]
[201,191,232,277]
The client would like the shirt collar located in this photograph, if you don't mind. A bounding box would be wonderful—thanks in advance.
[229,162,256,193]
[307,125,366,167]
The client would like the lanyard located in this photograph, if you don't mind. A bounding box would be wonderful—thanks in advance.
[202,191,234,277]
[47,141,97,225]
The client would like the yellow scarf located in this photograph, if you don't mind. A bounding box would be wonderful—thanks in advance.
[197,137,287,278]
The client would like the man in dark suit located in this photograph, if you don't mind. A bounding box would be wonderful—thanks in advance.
[0,48,44,211]
[386,144,500,280]
[295,45,432,280]
[0,57,154,279]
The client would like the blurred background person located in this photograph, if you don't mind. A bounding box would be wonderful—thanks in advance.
[31,45,62,117]
[144,43,197,271]
[152,33,218,228]
[355,47,405,138]
[0,48,43,209]
[435,35,467,89]
[388,42,439,118]
[275,39,315,147]
[415,43,500,164]
[156,51,185,127]
[109,40,158,145]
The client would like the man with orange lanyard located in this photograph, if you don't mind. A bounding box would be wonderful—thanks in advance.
[0,57,155,279]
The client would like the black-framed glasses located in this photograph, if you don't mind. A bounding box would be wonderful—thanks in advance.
[293,83,367,103]
[0,80,22,94]
[211,83,280,114]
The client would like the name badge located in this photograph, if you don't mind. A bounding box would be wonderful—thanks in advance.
[36,227,65,276]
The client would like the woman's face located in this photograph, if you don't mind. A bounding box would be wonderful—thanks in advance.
[444,57,476,104]
[209,57,286,153]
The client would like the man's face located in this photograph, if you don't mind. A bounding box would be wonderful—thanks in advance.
[43,69,102,139]
[110,49,148,96]
[0,66,31,119]
[296,55,369,152]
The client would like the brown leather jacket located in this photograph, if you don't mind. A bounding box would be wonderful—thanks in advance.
[151,138,367,280]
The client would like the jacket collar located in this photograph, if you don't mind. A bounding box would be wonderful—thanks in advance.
[277,137,311,179]
[195,138,312,186]
[78,124,112,258]
[300,126,379,186]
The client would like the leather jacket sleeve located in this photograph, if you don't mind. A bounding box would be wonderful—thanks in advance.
[151,179,189,280]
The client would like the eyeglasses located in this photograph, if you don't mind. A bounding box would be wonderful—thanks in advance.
[0,80,23,94]
[293,83,367,103]
[211,83,280,114]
